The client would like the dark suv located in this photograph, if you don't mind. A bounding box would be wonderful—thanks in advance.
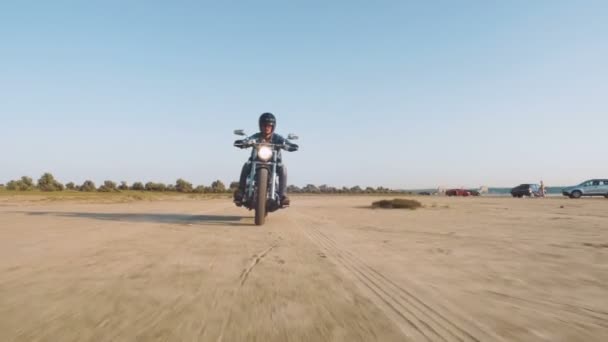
[510,184,541,198]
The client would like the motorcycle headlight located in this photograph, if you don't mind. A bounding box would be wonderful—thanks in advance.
[257,145,273,161]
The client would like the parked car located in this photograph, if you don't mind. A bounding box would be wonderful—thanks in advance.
[468,189,481,196]
[418,191,431,196]
[510,184,541,198]
[562,179,608,199]
[446,189,470,197]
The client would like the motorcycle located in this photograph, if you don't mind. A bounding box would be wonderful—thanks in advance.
[233,129,299,225]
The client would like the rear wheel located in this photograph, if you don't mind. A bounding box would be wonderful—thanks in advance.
[255,168,269,226]
[571,190,582,199]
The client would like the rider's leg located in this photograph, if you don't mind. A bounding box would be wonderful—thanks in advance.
[277,164,289,205]
[234,162,251,203]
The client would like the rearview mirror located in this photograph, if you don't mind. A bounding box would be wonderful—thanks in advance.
[288,133,299,140]
[234,129,246,136]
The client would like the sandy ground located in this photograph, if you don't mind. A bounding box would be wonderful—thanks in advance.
[0,195,607,341]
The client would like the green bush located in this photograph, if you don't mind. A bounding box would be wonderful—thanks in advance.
[287,185,301,193]
[37,173,64,191]
[350,185,363,193]
[210,180,226,193]
[229,181,239,191]
[372,198,422,210]
[193,185,209,193]
[131,182,145,191]
[98,180,118,192]
[65,182,76,190]
[118,181,129,190]
[6,180,18,190]
[175,178,193,193]
[303,184,320,193]
[6,176,35,191]
[80,180,96,192]
[145,182,166,192]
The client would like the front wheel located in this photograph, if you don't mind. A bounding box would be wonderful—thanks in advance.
[255,168,269,225]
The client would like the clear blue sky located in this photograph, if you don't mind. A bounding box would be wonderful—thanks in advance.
[1,1,606,188]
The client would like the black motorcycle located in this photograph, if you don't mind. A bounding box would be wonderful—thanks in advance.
[233,130,299,225]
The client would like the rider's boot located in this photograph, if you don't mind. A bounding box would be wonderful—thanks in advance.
[280,195,290,207]
[233,189,244,207]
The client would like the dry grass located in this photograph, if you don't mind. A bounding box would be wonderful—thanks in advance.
[371,198,422,210]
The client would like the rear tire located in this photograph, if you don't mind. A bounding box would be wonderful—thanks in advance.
[571,190,582,199]
[255,168,268,226]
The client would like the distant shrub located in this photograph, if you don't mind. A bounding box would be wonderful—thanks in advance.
[210,180,226,193]
[175,178,193,193]
[98,180,118,192]
[37,172,64,191]
[287,185,301,193]
[319,185,338,193]
[118,181,129,190]
[21,176,34,188]
[376,187,391,193]
[6,181,17,191]
[65,182,76,190]
[303,184,320,194]
[193,185,209,193]
[145,182,166,192]
[80,180,96,192]
[372,198,422,210]
[6,176,35,191]
[229,181,239,191]
[350,186,363,193]
[131,182,145,191]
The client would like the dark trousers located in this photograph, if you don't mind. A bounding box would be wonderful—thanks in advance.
[239,162,287,197]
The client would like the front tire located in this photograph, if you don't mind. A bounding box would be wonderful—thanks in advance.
[255,168,269,226]
[570,190,582,199]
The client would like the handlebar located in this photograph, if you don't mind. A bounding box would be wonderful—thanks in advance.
[234,140,298,151]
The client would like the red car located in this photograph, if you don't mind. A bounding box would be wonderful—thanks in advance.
[446,188,471,196]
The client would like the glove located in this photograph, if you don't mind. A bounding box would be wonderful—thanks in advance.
[234,140,248,148]
[286,143,299,152]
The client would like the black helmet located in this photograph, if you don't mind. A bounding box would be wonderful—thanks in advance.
[259,112,276,132]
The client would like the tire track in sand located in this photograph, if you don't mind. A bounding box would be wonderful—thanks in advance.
[290,212,505,342]
[216,240,279,342]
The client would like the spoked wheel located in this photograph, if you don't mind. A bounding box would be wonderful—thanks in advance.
[255,168,268,226]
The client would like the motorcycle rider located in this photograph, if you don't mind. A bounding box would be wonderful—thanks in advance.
[233,112,298,206]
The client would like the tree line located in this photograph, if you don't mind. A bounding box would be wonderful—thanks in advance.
[1,173,398,194]
[1,173,232,193]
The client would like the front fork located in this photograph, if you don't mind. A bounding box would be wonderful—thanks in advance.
[246,153,278,202]
[270,153,278,201]
[246,161,256,200]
